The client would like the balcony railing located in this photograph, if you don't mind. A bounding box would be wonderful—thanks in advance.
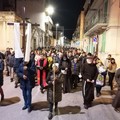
[85,13,108,33]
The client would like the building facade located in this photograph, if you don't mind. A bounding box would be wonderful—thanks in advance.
[84,0,120,67]
[0,11,22,51]
[0,0,54,51]
[16,0,54,49]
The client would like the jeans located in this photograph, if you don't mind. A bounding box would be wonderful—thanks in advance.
[22,86,32,107]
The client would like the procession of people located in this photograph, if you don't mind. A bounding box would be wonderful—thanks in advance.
[0,47,120,119]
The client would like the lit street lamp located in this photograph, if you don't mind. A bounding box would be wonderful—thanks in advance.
[45,5,54,47]
[45,5,54,15]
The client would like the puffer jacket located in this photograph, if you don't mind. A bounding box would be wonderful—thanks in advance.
[47,71,64,103]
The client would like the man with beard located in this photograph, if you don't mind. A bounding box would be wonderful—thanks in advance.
[81,53,98,109]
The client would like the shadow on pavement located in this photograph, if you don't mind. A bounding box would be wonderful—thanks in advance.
[93,97,112,106]
[32,101,49,111]
[101,90,117,95]
[0,97,20,106]
[58,106,81,115]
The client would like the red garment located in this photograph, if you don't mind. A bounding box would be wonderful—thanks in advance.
[37,59,47,87]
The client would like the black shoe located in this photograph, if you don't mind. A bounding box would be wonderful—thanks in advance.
[1,96,4,101]
[54,107,58,115]
[54,107,58,112]
[48,112,53,120]
[96,93,101,97]
[22,106,28,110]
[28,107,32,113]
[40,88,44,94]
[84,105,88,109]
[10,78,13,82]
[15,84,18,88]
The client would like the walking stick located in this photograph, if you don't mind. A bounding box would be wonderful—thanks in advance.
[53,56,56,115]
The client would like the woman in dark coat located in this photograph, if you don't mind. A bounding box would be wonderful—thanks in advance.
[17,59,36,113]
[59,53,71,93]
[0,56,4,101]
[112,68,120,112]
[47,63,63,119]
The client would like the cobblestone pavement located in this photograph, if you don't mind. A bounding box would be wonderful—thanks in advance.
[0,76,120,120]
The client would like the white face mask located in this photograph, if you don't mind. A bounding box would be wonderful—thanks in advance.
[87,59,92,64]
[63,57,67,61]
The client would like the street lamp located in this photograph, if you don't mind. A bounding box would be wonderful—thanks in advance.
[45,5,54,48]
[45,5,54,15]
[55,23,59,45]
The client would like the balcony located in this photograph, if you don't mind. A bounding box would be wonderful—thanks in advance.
[84,12,108,36]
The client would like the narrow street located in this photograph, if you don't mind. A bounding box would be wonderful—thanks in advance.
[0,76,120,120]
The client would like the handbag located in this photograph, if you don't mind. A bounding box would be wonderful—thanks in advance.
[96,74,104,86]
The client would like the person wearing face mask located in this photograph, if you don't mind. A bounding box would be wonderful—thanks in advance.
[59,53,71,93]
[107,58,117,92]
[71,56,81,89]
[47,63,63,119]
[81,53,98,109]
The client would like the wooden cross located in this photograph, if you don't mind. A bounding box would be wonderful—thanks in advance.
[8,20,40,52]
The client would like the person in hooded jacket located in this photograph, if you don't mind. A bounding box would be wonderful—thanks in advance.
[17,58,36,113]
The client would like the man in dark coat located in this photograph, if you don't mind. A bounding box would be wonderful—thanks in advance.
[47,63,63,119]
[81,53,98,109]
[0,56,4,101]
[17,58,36,113]
[112,68,120,112]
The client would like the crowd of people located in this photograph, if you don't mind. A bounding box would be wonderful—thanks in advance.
[0,47,120,119]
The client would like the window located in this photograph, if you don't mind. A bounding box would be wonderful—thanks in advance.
[101,32,106,52]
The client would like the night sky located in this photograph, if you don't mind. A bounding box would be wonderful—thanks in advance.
[50,0,85,39]
[0,0,85,39]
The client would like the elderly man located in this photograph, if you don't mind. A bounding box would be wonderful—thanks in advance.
[81,53,98,109]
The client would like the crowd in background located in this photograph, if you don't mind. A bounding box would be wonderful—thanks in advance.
[0,47,120,119]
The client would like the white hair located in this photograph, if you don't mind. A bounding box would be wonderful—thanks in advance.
[52,63,59,68]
